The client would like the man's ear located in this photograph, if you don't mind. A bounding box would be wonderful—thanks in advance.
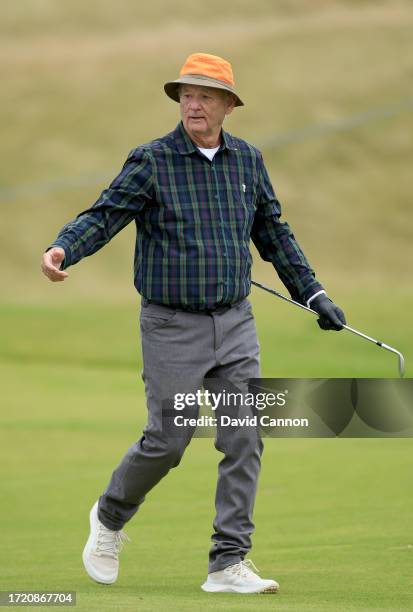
[225,94,237,116]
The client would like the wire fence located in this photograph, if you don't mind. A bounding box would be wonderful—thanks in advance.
[1,96,412,202]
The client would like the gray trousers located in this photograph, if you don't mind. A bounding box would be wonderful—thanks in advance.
[98,298,262,572]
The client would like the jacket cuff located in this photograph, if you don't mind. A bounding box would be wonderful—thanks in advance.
[306,289,327,308]
[46,242,71,270]
[300,281,324,306]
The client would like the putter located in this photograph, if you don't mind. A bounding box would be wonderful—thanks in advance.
[251,280,405,378]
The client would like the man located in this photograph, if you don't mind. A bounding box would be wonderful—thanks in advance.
[41,52,345,594]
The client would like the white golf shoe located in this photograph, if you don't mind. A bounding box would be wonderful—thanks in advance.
[82,501,130,585]
[201,559,279,594]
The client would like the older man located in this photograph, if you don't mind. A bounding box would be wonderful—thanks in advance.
[42,52,345,594]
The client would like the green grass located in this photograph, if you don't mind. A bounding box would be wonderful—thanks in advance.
[1,1,413,609]
[1,293,412,379]
[1,302,412,611]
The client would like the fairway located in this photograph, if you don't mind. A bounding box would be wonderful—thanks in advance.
[1,0,413,610]
[1,302,412,611]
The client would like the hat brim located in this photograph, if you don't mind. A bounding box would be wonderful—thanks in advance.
[164,75,244,107]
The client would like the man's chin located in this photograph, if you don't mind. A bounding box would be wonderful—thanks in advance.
[184,123,207,136]
[188,120,206,130]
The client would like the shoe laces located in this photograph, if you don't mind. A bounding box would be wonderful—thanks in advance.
[224,559,260,579]
[96,524,130,558]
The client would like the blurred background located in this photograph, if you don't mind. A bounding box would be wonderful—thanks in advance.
[1,0,412,376]
[1,2,412,609]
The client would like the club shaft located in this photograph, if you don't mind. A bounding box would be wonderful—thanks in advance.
[251,280,405,377]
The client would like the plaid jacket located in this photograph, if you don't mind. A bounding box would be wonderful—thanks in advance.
[50,122,323,310]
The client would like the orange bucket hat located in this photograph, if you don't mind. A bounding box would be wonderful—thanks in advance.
[164,52,244,107]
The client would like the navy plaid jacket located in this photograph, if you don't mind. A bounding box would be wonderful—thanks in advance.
[50,122,324,310]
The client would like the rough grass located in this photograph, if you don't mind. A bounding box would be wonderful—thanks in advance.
[1,0,413,301]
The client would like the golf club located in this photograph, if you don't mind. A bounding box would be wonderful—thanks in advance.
[251,280,405,378]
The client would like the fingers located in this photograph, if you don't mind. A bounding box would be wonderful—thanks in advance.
[317,317,342,331]
[335,307,346,326]
[317,318,333,330]
[41,248,69,282]
[329,306,346,330]
[317,306,346,331]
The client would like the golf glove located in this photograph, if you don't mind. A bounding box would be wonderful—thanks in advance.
[310,294,346,331]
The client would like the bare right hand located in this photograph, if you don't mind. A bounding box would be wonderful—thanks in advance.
[41,247,69,282]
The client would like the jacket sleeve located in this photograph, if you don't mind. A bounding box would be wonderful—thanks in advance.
[48,148,153,269]
[251,152,324,304]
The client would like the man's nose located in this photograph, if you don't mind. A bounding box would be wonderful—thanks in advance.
[188,98,202,110]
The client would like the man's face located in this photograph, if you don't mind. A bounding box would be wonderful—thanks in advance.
[179,84,235,141]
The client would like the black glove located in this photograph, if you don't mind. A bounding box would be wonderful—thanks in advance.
[310,294,346,331]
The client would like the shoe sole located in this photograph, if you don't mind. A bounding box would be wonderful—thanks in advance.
[82,503,117,585]
[201,582,279,594]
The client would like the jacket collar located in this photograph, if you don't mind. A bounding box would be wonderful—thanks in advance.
[173,121,237,155]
